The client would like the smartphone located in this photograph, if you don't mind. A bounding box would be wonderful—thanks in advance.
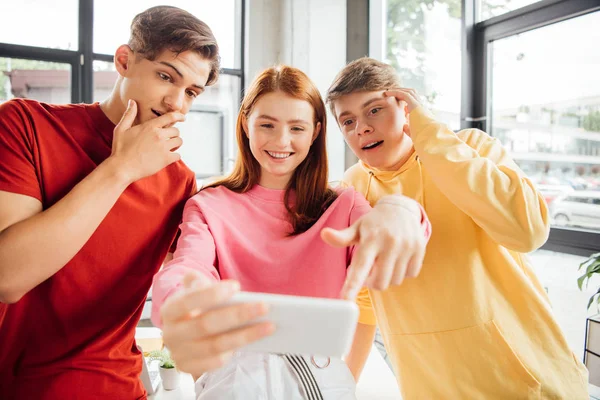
[223,291,359,358]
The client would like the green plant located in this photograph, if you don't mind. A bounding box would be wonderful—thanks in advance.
[147,349,176,369]
[577,252,600,309]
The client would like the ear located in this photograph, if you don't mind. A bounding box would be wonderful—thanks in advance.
[241,113,250,138]
[114,45,134,78]
[312,121,322,144]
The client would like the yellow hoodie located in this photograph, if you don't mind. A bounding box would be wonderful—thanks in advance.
[345,107,588,399]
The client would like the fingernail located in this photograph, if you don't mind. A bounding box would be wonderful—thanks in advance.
[127,99,133,108]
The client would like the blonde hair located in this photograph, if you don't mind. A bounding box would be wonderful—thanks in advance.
[326,57,402,117]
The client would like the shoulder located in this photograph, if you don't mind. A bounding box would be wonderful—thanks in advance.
[332,186,371,210]
[190,185,237,206]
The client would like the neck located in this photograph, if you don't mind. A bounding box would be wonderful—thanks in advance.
[382,135,415,171]
[99,81,127,126]
[258,171,292,190]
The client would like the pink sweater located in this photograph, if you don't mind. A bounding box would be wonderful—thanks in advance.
[151,185,372,327]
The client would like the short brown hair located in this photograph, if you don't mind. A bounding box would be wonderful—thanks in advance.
[128,6,220,86]
[326,57,401,117]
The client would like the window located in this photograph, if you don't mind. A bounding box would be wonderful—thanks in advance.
[0,58,71,104]
[478,0,543,21]
[385,0,462,130]
[93,0,240,69]
[489,11,600,233]
[0,0,79,50]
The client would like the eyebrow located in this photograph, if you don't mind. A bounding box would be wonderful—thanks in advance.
[337,96,385,121]
[256,115,311,125]
[158,61,205,91]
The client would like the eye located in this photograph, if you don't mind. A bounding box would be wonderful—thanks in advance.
[342,119,354,126]
[291,126,305,132]
[186,90,198,98]
[369,107,382,115]
[260,123,274,129]
[158,72,171,82]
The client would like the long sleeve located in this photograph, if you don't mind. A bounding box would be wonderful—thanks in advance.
[151,196,220,327]
[410,107,549,253]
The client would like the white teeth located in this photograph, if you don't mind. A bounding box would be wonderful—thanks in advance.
[363,141,381,149]
[266,151,291,159]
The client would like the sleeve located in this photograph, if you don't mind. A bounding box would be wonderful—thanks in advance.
[356,287,377,326]
[151,195,220,328]
[410,106,549,253]
[0,100,42,201]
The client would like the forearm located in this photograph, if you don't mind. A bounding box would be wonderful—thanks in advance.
[345,322,377,382]
[0,157,131,303]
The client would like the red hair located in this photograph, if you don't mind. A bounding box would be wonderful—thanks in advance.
[205,65,337,235]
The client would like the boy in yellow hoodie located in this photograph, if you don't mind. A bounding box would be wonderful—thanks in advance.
[327,57,588,399]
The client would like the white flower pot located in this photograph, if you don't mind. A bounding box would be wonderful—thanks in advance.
[159,366,180,390]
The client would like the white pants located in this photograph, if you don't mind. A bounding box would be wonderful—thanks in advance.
[195,352,357,400]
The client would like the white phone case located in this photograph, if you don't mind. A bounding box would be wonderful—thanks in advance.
[224,291,359,357]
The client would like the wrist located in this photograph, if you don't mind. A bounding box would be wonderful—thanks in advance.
[101,156,136,188]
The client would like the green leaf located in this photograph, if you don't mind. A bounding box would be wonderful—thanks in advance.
[579,274,587,291]
[588,288,600,310]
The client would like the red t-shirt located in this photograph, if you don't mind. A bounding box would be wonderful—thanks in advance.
[0,99,196,399]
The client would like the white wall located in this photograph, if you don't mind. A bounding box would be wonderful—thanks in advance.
[246,0,347,181]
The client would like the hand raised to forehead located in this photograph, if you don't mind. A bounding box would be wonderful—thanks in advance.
[383,88,423,113]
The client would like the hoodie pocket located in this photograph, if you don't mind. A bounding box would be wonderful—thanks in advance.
[388,320,541,399]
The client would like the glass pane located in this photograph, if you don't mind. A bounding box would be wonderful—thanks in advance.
[0,1,78,50]
[386,0,461,130]
[0,58,71,104]
[93,61,118,103]
[489,12,600,232]
[479,0,543,21]
[182,75,240,182]
[94,1,239,69]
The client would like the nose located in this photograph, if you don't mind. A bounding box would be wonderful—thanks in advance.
[273,127,292,148]
[355,118,373,136]
[164,89,185,112]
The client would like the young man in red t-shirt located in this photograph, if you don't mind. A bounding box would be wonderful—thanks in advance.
[0,6,431,399]
[0,6,221,399]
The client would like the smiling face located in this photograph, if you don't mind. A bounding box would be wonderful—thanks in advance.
[243,91,320,189]
[332,90,413,171]
[113,45,212,126]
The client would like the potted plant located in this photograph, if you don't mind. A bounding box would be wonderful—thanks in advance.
[578,252,600,309]
[147,349,180,390]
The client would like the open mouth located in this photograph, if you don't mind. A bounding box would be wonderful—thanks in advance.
[265,151,293,160]
[151,109,163,117]
[362,140,383,150]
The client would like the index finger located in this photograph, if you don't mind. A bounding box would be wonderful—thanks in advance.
[149,111,186,129]
[161,280,239,324]
[341,241,379,300]
[383,89,412,101]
